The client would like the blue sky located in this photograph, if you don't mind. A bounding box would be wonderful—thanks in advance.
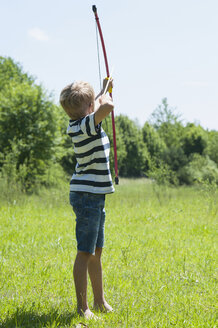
[1,0,218,130]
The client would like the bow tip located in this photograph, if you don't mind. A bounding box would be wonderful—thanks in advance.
[92,5,97,13]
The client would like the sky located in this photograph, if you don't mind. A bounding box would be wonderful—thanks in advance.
[1,0,218,130]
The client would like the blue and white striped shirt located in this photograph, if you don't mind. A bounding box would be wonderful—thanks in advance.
[67,112,114,194]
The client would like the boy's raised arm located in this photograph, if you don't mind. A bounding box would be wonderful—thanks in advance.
[94,94,114,126]
[94,77,114,126]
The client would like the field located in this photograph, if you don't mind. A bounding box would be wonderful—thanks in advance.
[0,179,217,327]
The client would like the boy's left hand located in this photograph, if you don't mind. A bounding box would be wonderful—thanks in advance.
[102,77,113,94]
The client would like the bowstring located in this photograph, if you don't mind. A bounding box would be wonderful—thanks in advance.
[95,20,109,131]
[95,21,102,91]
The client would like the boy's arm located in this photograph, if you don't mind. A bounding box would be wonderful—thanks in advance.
[94,78,114,126]
[94,94,114,126]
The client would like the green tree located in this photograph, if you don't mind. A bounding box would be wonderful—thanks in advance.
[0,57,63,189]
[149,99,185,162]
[142,122,166,163]
[114,115,150,177]
[205,130,218,165]
[0,56,33,90]
[182,123,207,157]
[149,97,180,127]
[149,98,187,174]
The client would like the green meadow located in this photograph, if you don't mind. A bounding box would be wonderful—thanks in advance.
[0,179,217,327]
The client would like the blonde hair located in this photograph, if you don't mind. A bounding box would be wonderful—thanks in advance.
[59,81,95,119]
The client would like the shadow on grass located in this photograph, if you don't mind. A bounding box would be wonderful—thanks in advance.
[0,307,79,328]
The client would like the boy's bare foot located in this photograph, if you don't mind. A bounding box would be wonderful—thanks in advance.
[75,323,88,328]
[78,309,98,320]
[93,301,113,313]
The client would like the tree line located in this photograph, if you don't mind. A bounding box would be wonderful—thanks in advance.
[0,56,217,191]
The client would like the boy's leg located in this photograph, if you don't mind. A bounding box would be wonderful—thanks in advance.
[88,247,113,312]
[73,251,95,318]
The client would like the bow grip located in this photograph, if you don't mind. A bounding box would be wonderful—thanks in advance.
[105,77,113,94]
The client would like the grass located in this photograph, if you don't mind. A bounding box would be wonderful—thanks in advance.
[0,179,217,327]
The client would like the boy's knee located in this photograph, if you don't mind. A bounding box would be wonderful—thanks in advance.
[94,247,103,258]
[77,250,92,261]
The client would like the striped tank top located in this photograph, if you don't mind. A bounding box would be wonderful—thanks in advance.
[67,112,114,194]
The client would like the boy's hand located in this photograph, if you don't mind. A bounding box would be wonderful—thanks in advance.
[94,94,114,126]
[99,94,113,106]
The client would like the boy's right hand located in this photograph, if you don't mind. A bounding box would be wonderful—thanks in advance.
[99,94,113,105]
[94,94,114,126]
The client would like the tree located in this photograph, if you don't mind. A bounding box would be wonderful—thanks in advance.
[149,97,182,128]
[205,130,218,165]
[142,122,166,162]
[182,123,207,157]
[149,98,184,150]
[0,56,33,90]
[0,57,62,189]
[114,115,150,177]
[149,98,187,175]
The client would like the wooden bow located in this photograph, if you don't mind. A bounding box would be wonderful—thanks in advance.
[92,5,119,184]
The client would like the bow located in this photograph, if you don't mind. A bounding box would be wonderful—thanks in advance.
[92,5,119,185]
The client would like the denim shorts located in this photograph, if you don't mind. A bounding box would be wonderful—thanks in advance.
[69,191,106,254]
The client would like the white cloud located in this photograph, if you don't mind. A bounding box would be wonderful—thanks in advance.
[28,28,49,41]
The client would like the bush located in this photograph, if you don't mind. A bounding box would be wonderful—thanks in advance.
[178,154,218,185]
[148,161,179,186]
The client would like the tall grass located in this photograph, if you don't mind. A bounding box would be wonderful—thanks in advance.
[0,179,217,327]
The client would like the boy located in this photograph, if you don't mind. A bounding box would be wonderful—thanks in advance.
[59,79,114,319]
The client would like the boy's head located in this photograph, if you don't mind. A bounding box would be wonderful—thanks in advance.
[60,81,95,120]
